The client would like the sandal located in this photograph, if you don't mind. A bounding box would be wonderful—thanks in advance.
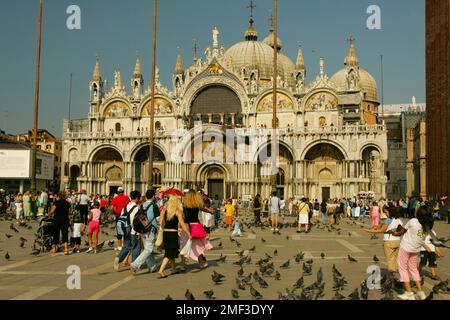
[158,274,168,279]
[171,270,180,275]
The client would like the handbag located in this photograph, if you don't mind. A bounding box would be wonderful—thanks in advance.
[190,223,207,239]
[180,239,192,257]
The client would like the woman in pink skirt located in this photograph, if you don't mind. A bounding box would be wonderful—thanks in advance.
[370,201,380,227]
[180,190,213,270]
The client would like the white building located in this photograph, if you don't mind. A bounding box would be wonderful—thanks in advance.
[62,15,388,201]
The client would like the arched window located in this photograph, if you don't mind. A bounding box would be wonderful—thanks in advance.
[276,168,285,186]
[152,168,162,186]
[115,123,121,132]
[155,121,161,130]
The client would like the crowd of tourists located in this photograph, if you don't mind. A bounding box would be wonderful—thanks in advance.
[0,186,449,299]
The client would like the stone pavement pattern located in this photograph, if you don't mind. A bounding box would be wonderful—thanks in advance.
[0,213,449,300]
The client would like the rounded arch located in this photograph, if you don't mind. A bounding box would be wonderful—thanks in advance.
[253,140,295,163]
[304,143,346,161]
[190,84,241,115]
[133,145,166,162]
[318,168,334,180]
[88,144,124,162]
[252,89,296,114]
[196,162,231,183]
[182,75,249,116]
[301,89,339,112]
[67,147,79,163]
[360,143,384,160]
[105,165,122,181]
[130,142,168,162]
[301,140,348,161]
[138,95,175,117]
[101,98,133,118]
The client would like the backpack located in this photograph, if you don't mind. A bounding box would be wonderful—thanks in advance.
[118,204,137,236]
[133,201,159,235]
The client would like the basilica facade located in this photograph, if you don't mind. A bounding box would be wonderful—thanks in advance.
[61,16,388,201]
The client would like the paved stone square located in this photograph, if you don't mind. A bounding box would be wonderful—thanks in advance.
[0,212,449,300]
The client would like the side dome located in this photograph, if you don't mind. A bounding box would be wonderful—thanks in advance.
[262,33,283,51]
[330,68,378,102]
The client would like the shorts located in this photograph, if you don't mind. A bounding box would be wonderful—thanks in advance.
[420,251,437,268]
[88,220,100,234]
[226,216,233,226]
[115,215,123,240]
[70,237,81,246]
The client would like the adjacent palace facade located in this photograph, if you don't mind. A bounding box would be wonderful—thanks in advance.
[62,15,388,201]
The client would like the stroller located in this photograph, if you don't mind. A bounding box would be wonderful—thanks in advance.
[33,216,55,253]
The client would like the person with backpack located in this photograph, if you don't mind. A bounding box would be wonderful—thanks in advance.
[114,191,142,271]
[129,189,161,275]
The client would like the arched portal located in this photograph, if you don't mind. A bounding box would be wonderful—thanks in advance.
[198,164,227,200]
[256,143,294,200]
[133,145,166,190]
[69,165,80,191]
[304,143,346,201]
[91,147,124,195]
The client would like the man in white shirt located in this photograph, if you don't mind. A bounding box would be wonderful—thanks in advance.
[270,191,281,233]
[114,190,142,271]
[40,189,48,214]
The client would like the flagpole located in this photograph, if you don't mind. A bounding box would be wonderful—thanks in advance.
[271,0,278,193]
[148,0,157,189]
[31,0,43,193]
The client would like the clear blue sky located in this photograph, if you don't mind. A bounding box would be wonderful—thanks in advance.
[0,0,425,137]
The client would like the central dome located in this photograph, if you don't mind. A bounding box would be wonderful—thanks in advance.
[224,40,295,86]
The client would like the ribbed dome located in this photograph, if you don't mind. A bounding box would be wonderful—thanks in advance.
[330,68,378,102]
[224,41,295,86]
[262,33,283,51]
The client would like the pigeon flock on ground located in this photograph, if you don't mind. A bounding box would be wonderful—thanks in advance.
[1,210,449,300]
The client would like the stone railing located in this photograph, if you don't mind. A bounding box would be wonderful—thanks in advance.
[63,124,386,140]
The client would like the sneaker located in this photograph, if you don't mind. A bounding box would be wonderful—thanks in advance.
[271,228,275,231]
[397,291,416,300]
[86,247,93,254]
[149,266,159,273]
[275,228,279,232]
[416,291,427,300]
[76,250,80,254]
[113,257,120,271]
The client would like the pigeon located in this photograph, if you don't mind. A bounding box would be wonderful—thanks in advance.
[203,290,215,300]
[231,289,240,299]
[217,242,223,249]
[348,288,360,300]
[360,281,369,300]
[306,259,314,265]
[274,249,278,256]
[294,276,304,289]
[333,290,346,300]
[320,252,325,259]
[218,253,227,263]
[264,268,274,277]
[236,250,244,257]
[97,241,105,250]
[261,238,266,243]
[317,268,323,284]
[302,263,312,276]
[373,255,379,263]
[274,271,281,280]
[258,277,269,288]
[332,264,342,277]
[242,273,252,285]
[348,255,358,263]
[244,255,252,264]
[295,252,305,263]
[233,257,245,266]
[5,234,13,239]
[432,280,450,294]
[280,260,290,269]
[20,239,26,248]
[253,271,261,282]
[249,245,256,252]
[5,252,10,260]
[235,240,242,248]
[237,267,244,277]
[10,224,19,233]
[212,271,225,284]
[425,292,434,300]
[236,278,246,291]
[20,237,27,242]
[250,286,263,300]
[348,232,352,237]
[108,240,115,248]
[165,295,173,300]
[185,289,195,300]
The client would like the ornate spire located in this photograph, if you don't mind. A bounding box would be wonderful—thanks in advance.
[92,55,101,81]
[320,57,325,76]
[133,55,143,78]
[268,9,274,33]
[296,45,305,70]
[344,35,359,67]
[174,47,184,74]
[245,0,258,41]
[114,69,123,89]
